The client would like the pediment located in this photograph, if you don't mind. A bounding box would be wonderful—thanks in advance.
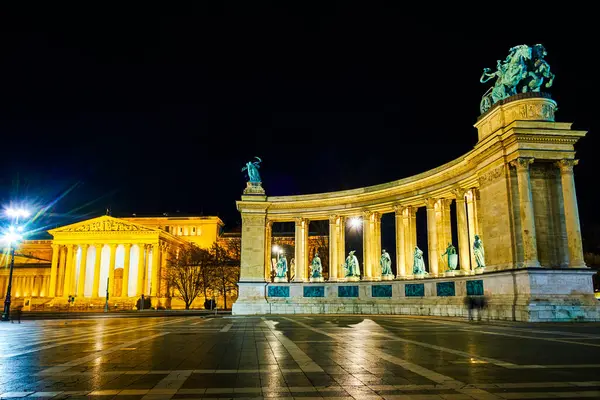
[49,215,156,234]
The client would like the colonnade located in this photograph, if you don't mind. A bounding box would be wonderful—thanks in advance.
[264,157,585,280]
[48,242,169,298]
[0,275,50,298]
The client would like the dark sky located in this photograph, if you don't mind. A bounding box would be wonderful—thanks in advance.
[1,5,598,249]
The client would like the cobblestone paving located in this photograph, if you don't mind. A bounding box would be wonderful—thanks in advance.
[2,315,600,399]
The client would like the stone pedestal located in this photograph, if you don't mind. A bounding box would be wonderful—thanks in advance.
[274,277,288,283]
[475,267,485,275]
[309,277,324,283]
[381,274,394,281]
[346,276,360,282]
[444,270,458,277]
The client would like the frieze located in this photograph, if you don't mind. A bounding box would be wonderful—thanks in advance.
[61,220,152,233]
[478,166,504,187]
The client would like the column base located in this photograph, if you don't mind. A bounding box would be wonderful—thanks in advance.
[474,267,486,275]
[346,276,360,282]
[444,270,459,277]
[309,277,324,283]
[381,274,395,281]
[274,277,288,283]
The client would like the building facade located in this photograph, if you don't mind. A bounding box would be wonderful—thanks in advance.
[1,215,228,310]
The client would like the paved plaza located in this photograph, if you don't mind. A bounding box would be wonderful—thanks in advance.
[1,316,600,399]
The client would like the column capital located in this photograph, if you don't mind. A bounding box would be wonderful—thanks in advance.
[362,209,373,218]
[108,243,117,249]
[79,244,89,249]
[510,157,535,171]
[425,198,437,209]
[409,206,418,217]
[51,243,59,249]
[393,204,404,214]
[266,219,273,228]
[442,198,452,209]
[557,159,579,174]
[294,217,308,225]
[123,243,132,249]
[328,214,338,223]
[452,187,467,200]
[371,211,381,220]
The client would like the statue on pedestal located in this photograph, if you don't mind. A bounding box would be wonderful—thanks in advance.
[479,44,555,114]
[274,253,288,282]
[344,250,360,281]
[309,252,324,282]
[473,235,486,269]
[241,156,262,183]
[441,243,458,271]
[412,246,427,276]
[380,249,394,280]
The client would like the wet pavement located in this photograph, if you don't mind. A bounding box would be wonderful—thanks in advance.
[1,315,600,399]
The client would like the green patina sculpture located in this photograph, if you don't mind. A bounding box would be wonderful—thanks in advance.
[241,156,262,183]
[380,249,393,276]
[441,243,458,271]
[412,246,427,275]
[310,252,323,279]
[480,44,555,114]
[344,250,361,278]
[275,253,288,278]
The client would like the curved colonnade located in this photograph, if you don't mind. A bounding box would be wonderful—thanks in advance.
[234,95,597,321]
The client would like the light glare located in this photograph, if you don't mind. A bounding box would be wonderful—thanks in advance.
[349,217,362,229]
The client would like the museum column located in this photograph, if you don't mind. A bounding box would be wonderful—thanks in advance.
[329,215,338,281]
[337,216,346,279]
[63,244,75,297]
[264,220,273,281]
[108,244,117,296]
[510,157,540,267]
[435,200,445,268]
[557,159,585,267]
[76,244,88,297]
[49,244,60,297]
[136,244,146,296]
[92,244,102,297]
[151,243,160,296]
[453,189,471,273]
[294,218,308,282]
[394,205,406,278]
[425,198,439,276]
[122,244,132,297]
[443,199,452,250]
[410,206,417,252]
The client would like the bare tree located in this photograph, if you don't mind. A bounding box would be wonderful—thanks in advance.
[209,242,240,310]
[167,244,211,310]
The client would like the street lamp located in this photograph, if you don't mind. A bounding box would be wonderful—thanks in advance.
[1,207,30,322]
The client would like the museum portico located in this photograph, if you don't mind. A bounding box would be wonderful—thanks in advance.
[233,92,596,321]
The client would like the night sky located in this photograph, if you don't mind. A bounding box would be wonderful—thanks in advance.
[1,5,598,253]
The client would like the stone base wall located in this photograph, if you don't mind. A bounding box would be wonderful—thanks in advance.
[232,269,599,322]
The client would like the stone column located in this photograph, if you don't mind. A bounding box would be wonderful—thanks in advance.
[402,207,412,272]
[239,212,267,282]
[77,244,89,298]
[362,211,373,279]
[63,244,75,297]
[435,200,445,266]
[443,199,453,249]
[425,198,439,276]
[510,157,540,268]
[453,188,471,273]
[159,243,169,296]
[410,207,417,250]
[337,216,346,280]
[136,244,146,296]
[49,244,60,297]
[151,243,160,296]
[557,159,585,267]
[293,218,308,282]
[264,220,273,281]
[329,215,338,281]
[466,189,477,269]
[394,205,406,278]
[93,245,102,297]
[122,244,132,297]
[108,244,117,297]
[373,212,382,279]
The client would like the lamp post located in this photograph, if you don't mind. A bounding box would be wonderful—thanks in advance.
[2,207,30,322]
